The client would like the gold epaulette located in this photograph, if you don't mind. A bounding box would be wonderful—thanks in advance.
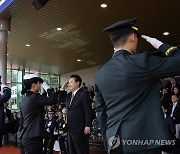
[165,46,177,56]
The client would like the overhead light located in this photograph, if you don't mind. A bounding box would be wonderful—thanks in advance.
[77,59,82,62]
[163,32,169,36]
[101,3,107,8]
[26,44,30,47]
[57,28,62,31]
[7,54,9,56]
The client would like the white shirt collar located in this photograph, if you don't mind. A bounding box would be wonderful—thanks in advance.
[173,102,178,106]
[72,87,81,96]
[114,49,133,54]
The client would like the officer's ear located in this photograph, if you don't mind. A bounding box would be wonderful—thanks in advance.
[128,33,136,43]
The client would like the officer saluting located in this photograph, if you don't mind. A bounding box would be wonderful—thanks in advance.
[95,18,180,154]
[19,73,57,154]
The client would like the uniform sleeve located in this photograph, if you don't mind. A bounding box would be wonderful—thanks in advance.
[57,90,67,103]
[36,89,58,106]
[94,84,108,150]
[82,91,92,127]
[0,87,11,104]
[146,43,180,79]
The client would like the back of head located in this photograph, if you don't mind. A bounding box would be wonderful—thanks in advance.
[103,18,140,48]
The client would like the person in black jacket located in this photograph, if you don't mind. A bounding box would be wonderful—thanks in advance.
[58,74,92,154]
[11,112,20,147]
[0,83,11,148]
[3,102,12,146]
[19,73,58,154]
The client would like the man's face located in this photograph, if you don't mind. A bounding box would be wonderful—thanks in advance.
[13,113,17,117]
[48,113,54,119]
[174,87,179,94]
[58,112,63,118]
[171,78,176,85]
[68,78,79,92]
[171,95,178,103]
[4,103,8,108]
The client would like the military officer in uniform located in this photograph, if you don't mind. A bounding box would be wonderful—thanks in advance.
[44,110,57,154]
[55,109,67,153]
[19,73,57,154]
[0,81,11,148]
[94,18,180,154]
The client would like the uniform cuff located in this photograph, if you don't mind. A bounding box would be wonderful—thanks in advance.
[159,43,177,56]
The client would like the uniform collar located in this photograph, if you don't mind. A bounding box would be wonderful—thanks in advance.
[112,49,132,58]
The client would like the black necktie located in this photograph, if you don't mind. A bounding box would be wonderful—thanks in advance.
[69,94,74,108]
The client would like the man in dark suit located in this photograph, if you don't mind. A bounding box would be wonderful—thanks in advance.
[19,73,58,154]
[0,83,11,148]
[59,74,92,154]
[170,77,180,94]
[94,18,180,154]
[167,94,180,124]
[3,102,12,146]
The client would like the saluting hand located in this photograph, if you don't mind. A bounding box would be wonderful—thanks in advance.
[141,35,163,49]
[84,127,91,135]
[61,82,69,90]
[42,82,50,92]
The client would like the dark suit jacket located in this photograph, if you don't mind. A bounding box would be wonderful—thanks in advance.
[167,102,180,124]
[0,87,11,133]
[94,44,180,153]
[4,108,12,133]
[4,108,11,121]
[19,89,57,139]
[58,88,92,133]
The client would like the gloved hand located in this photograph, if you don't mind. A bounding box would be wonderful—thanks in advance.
[42,82,50,91]
[141,35,163,49]
[1,84,8,90]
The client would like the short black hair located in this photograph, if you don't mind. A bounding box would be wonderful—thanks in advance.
[172,94,179,98]
[112,31,137,47]
[70,74,82,87]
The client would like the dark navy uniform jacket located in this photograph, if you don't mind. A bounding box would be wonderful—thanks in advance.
[94,44,180,153]
[19,89,57,139]
[55,117,67,135]
[45,118,56,135]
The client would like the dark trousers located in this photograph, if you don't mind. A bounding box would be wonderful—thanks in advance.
[2,133,9,145]
[58,135,67,153]
[68,132,89,154]
[43,135,56,154]
[20,137,43,154]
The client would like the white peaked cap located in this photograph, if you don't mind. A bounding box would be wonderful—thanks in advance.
[23,73,40,80]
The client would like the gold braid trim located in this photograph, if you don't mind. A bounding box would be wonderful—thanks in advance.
[165,46,177,56]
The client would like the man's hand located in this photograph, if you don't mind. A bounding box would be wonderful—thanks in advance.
[141,35,163,49]
[60,82,69,90]
[84,127,91,135]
